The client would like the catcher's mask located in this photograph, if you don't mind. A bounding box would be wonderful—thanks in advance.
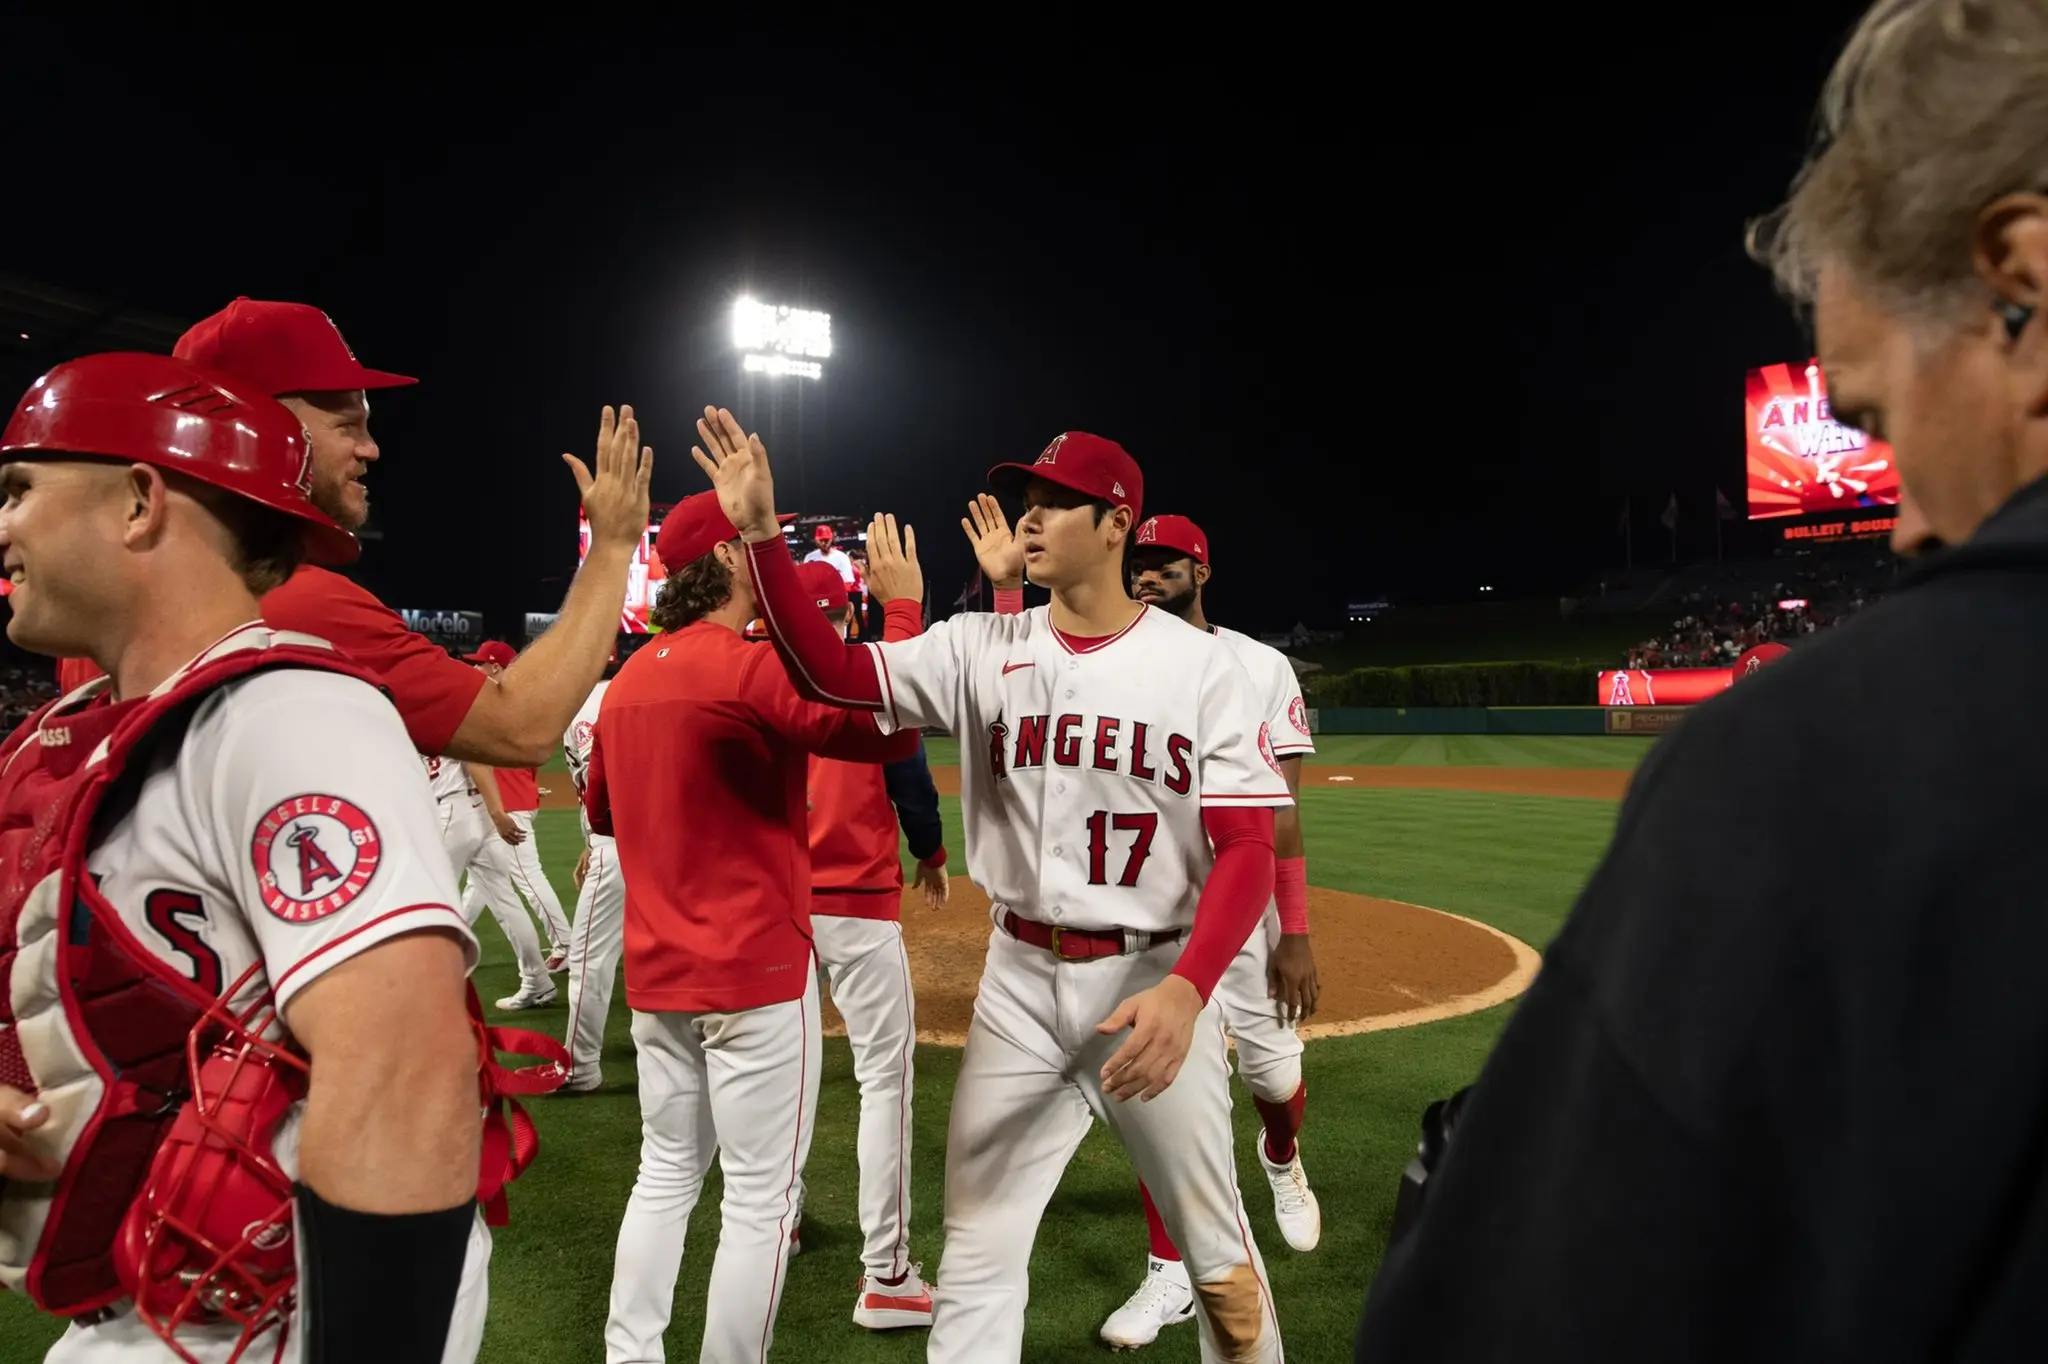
[113,961,307,1364]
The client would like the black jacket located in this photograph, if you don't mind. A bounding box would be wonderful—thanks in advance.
[1358,476,2048,1363]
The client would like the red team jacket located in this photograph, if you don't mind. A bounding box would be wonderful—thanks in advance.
[583,618,919,1015]
[494,767,539,813]
[53,566,489,756]
[807,755,906,920]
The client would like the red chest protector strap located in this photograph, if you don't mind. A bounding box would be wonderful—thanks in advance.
[467,990,569,1227]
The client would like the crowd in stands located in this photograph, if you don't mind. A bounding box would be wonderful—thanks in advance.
[1622,546,1895,669]
[0,664,61,730]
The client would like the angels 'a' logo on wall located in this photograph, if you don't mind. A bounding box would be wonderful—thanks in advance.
[250,793,383,924]
[1135,518,1158,545]
[1036,433,1068,466]
[1289,696,1311,736]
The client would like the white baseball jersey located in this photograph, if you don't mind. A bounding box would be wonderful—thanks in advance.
[563,680,611,843]
[804,545,857,587]
[87,653,477,1018]
[425,752,475,803]
[1210,626,1316,762]
[866,604,1291,933]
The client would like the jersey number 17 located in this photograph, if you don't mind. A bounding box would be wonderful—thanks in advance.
[1084,810,1158,887]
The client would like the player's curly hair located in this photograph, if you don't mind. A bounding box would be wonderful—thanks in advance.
[650,547,735,631]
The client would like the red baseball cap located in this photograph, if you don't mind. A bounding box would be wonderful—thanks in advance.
[463,640,516,667]
[654,491,795,570]
[796,560,850,614]
[173,298,417,396]
[1133,514,1208,566]
[814,524,836,545]
[988,432,1143,522]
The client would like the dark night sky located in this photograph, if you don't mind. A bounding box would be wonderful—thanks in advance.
[0,10,1866,635]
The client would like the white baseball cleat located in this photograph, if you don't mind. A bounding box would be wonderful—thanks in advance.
[1099,1256,1195,1350]
[852,1265,934,1330]
[1258,1130,1322,1252]
[494,984,558,1011]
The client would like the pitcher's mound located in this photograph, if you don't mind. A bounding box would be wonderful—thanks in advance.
[821,878,1539,1046]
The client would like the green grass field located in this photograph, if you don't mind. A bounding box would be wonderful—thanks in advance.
[0,736,1646,1362]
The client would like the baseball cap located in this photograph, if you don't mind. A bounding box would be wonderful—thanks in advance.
[988,432,1143,522]
[173,298,417,396]
[1133,514,1208,566]
[814,524,836,545]
[463,640,516,667]
[796,561,850,614]
[654,491,796,570]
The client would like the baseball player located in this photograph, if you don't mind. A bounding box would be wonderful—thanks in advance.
[793,560,949,1329]
[460,642,572,965]
[55,297,651,771]
[584,492,920,1363]
[457,754,557,1013]
[0,353,484,1363]
[557,658,626,1093]
[1109,513,1321,1348]
[694,409,1290,1364]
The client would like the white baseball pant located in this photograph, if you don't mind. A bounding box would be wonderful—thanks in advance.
[506,809,571,949]
[811,913,917,1279]
[927,930,1282,1364]
[437,791,488,884]
[1213,907,1305,1104]
[44,1197,494,1364]
[461,830,548,994]
[562,834,626,1085]
[605,965,821,1363]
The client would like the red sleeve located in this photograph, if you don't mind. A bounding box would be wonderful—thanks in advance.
[261,568,488,755]
[993,587,1025,616]
[1171,807,1277,1002]
[748,537,890,707]
[746,650,918,765]
[582,724,613,836]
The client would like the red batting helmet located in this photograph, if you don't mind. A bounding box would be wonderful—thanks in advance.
[0,352,359,566]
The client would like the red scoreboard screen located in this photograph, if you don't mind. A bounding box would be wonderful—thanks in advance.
[1745,359,1900,520]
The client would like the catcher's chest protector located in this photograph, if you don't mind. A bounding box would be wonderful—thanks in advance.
[0,640,372,1317]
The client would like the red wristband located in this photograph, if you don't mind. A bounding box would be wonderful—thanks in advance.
[993,587,1025,616]
[1276,856,1308,934]
[923,847,947,869]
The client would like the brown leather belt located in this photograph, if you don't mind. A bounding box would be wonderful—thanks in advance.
[1001,911,1183,961]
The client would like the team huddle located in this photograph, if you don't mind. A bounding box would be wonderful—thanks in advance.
[0,300,1323,1364]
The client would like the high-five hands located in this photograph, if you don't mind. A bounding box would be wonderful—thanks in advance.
[566,406,654,554]
[690,407,781,541]
[962,493,1024,590]
[865,513,924,606]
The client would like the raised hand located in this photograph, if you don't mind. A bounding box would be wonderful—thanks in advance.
[961,493,1024,589]
[689,406,781,541]
[865,513,924,606]
[564,406,654,554]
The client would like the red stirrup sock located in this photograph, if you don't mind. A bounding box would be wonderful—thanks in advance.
[1255,1082,1307,1164]
[1140,1181,1181,1262]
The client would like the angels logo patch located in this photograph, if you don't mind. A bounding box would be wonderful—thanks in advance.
[1036,433,1068,466]
[1289,696,1311,736]
[251,794,382,924]
[1258,722,1282,776]
[572,720,595,754]
[1136,517,1158,544]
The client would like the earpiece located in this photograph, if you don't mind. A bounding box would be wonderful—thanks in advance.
[1996,297,2034,341]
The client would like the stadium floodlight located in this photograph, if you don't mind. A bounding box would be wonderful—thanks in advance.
[733,296,832,379]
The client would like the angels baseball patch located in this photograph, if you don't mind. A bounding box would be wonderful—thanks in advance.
[251,793,382,924]
[1289,696,1311,736]
[1258,722,1282,776]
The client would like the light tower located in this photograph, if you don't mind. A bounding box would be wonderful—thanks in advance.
[732,297,831,505]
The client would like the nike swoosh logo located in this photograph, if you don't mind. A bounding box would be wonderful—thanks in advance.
[1002,662,1034,675]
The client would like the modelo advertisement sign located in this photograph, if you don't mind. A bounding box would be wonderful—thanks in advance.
[398,609,485,652]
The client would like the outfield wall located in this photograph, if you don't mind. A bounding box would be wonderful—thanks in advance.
[1313,707,1627,736]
